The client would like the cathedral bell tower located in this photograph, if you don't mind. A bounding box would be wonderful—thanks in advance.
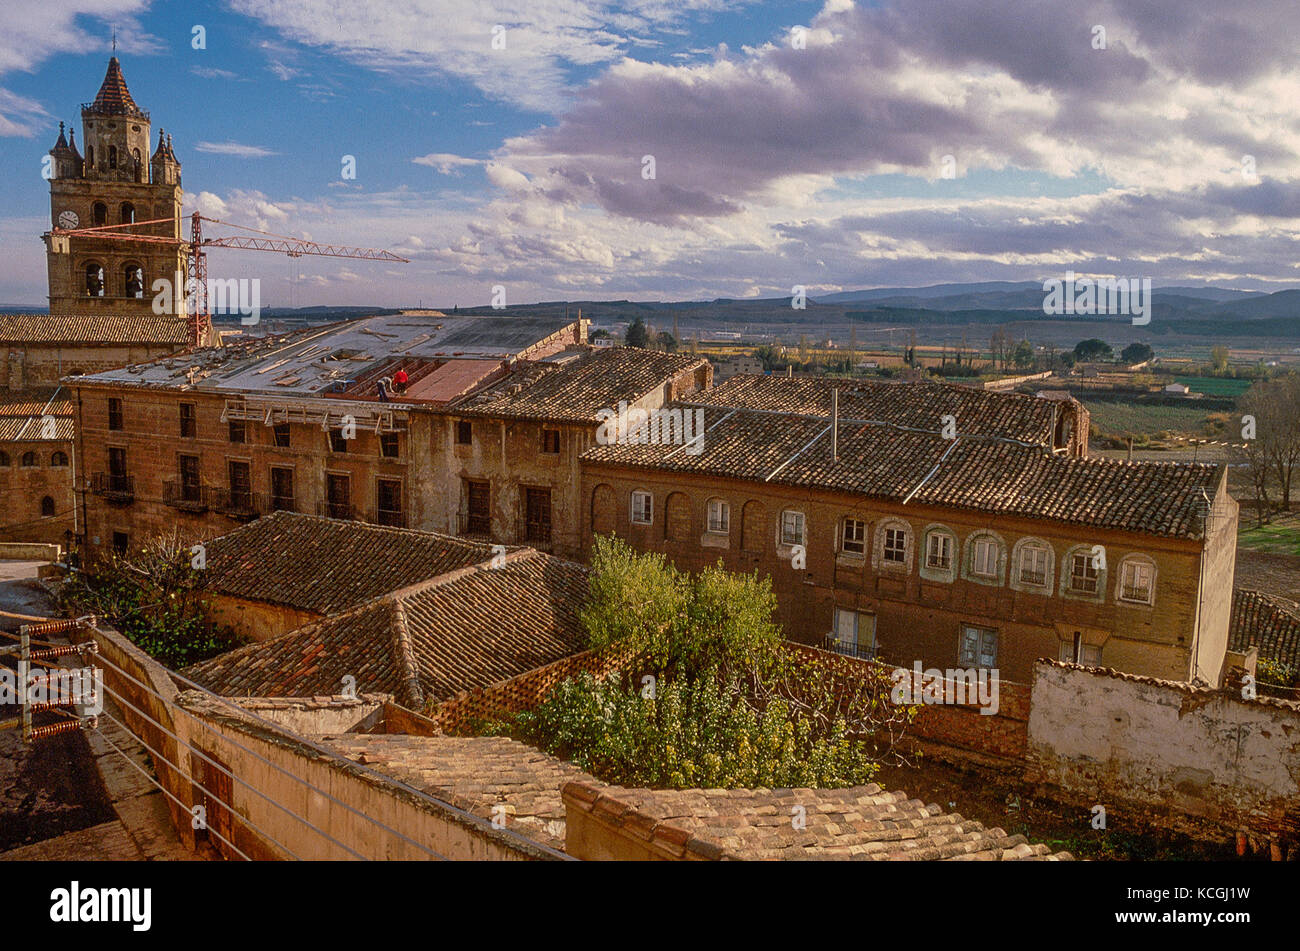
[43,56,187,315]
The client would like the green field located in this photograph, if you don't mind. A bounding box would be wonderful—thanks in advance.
[1238,519,1300,556]
[1082,401,1212,437]
[1172,376,1252,397]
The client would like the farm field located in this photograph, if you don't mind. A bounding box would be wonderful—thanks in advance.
[1172,375,1252,397]
[1238,516,1300,556]
[1081,400,1213,438]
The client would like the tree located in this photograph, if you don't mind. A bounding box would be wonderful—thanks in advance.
[512,536,918,789]
[1210,345,1230,373]
[1237,373,1300,516]
[625,317,649,348]
[656,331,678,352]
[1121,342,1154,365]
[1012,339,1035,370]
[1073,338,1113,362]
[590,328,611,340]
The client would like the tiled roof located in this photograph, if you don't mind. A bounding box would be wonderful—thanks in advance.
[691,375,1060,445]
[0,389,74,442]
[317,734,597,851]
[454,347,708,423]
[1230,589,1300,672]
[201,511,506,615]
[184,549,590,707]
[582,406,1222,539]
[564,782,1074,860]
[85,57,145,118]
[0,314,189,345]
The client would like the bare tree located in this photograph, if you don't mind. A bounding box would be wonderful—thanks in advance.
[1238,373,1300,518]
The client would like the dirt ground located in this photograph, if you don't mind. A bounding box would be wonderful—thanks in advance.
[1234,549,1300,601]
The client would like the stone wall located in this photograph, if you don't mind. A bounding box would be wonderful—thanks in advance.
[1026,660,1300,839]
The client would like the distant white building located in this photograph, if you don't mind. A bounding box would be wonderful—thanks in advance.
[709,353,764,380]
[1164,382,1192,396]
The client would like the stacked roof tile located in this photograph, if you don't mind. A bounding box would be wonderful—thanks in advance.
[454,347,708,423]
[0,389,74,442]
[0,314,188,345]
[184,548,590,707]
[582,401,1223,539]
[200,510,509,615]
[84,57,146,118]
[1230,589,1300,672]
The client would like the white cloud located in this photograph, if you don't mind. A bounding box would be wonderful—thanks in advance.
[412,152,482,175]
[194,141,280,158]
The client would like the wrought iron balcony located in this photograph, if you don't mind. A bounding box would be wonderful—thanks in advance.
[91,473,133,503]
[317,501,356,521]
[824,634,876,661]
[162,480,210,513]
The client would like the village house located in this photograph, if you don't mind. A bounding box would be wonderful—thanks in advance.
[68,312,709,562]
[0,388,76,545]
[579,375,1238,685]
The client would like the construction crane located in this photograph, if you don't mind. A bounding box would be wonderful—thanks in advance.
[50,213,410,347]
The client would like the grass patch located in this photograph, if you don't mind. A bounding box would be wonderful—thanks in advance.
[1082,401,1212,440]
[1173,375,1252,398]
[1238,518,1300,556]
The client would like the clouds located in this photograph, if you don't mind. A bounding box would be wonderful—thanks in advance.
[195,141,280,158]
[412,153,482,175]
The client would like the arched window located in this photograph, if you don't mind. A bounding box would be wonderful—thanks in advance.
[740,500,766,553]
[920,524,957,582]
[1116,554,1157,606]
[86,144,94,167]
[0,451,9,466]
[1011,537,1054,592]
[630,489,653,526]
[84,262,105,297]
[778,509,806,548]
[874,519,913,571]
[109,145,117,169]
[962,530,1007,586]
[40,496,55,517]
[92,202,107,226]
[21,451,37,467]
[705,498,730,535]
[1061,543,1107,601]
[51,451,68,467]
[123,264,144,298]
[120,202,135,224]
[590,483,616,535]
[664,492,691,541]
[131,149,142,181]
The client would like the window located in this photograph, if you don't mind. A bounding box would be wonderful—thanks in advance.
[779,510,805,547]
[328,428,348,453]
[456,420,472,445]
[108,447,127,479]
[707,498,730,534]
[179,403,196,438]
[108,145,117,169]
[107,398,123,431]
[830,608,876,659]
[179,454,201,503]
[841,518,866,554]
[465,480,491,535]
[0,451,8,466]
[111,532,129,557]
[123,264,144,298]
[524,487,552,544]
[1018,544,1050,587]
[926,532,952,570]
[972,537,998,578]
[21,452,37,467]
[1069,551,1100,594]
[227,461,252,511]
[273,423,291,447]
[376,479,404,527]
[120,202,135,224]
[40,496,55,517]
[92,202,107,227]
[325,473,351,519]
[959,625,998,668]
[1060,633,1102,667]
[85,262,105,296]
[541,429,561,454]
[50,451,68,467]
[1119,559,1155,605]
[380,431,399,459]
[631,490,653,525]
[228,419,246,444]
[883,527,907,564]
[270,467,295,512]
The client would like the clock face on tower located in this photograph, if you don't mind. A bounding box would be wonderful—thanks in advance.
[58,210,79,229]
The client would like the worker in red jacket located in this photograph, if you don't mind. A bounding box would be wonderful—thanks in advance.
[392,368,409,395]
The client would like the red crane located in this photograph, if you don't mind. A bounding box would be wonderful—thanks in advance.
[50,213,409,347]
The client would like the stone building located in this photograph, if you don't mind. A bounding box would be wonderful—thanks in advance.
[43,56,187,318]
[0,314,189,390]
[69,312,709,562]
[0,389,75,545]
[579,375,1237,685]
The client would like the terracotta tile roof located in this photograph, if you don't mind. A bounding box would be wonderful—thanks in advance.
[184,548,590,707]
[1230,589,1300,672]
[564,782,1074,860]
[0,314,189,345]
[0,388,74,442]
[201,511,507,615]
[691,375,1060,445]
[316,734,597,850]
[454,347,708,423]
[85,57,145,118]
[582,406,1222,538]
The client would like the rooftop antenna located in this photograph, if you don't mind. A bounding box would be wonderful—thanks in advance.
[112,26,117,54]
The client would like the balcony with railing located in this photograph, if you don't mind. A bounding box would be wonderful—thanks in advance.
[91,472,134,504]
[375,507,405,528]
[162,479,210,513]
[457,511,492,538]
[317,500,356,521]
[211,488,263,521]
[824,634,876,661]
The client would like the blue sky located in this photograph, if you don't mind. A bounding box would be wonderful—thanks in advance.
[2,0,1299,308]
